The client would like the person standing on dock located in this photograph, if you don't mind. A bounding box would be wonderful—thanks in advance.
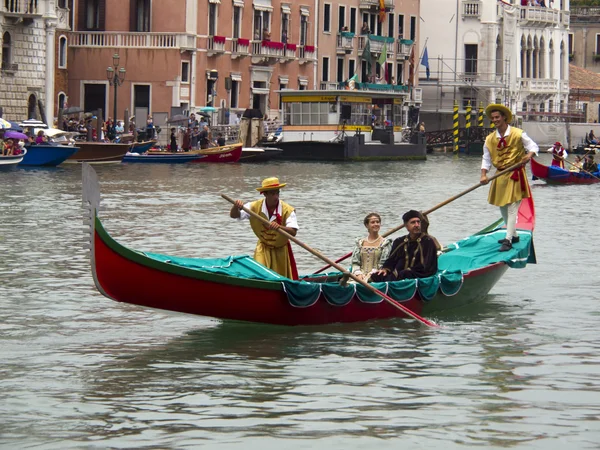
[480,104,538,252]
[230,178,299,279]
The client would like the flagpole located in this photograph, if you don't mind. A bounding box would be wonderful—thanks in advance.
[419,37,429,62]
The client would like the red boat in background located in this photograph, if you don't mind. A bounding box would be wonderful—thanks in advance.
[149,144,242,163]
[191,144,242,163]
[531,157,600,185]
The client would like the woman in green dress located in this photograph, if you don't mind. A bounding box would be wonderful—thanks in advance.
[350,213,392,282]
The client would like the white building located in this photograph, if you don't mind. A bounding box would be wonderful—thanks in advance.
[418,0,570,130]
[0,0,68,123]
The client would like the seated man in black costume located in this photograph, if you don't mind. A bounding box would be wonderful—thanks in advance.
[370,210,438,282]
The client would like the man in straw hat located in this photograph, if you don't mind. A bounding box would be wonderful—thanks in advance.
[370,210,438,282]
[480,103,538,252]
[230,177,298,279]
[546,141,567,169]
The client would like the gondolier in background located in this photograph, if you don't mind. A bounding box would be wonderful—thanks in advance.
[370,210,438,282]
[546,141,567,168]
[230,177,299,279]
[480,104,538,252]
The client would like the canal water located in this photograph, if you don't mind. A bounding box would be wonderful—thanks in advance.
[1,154,599,449]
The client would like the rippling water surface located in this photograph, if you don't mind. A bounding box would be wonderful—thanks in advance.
[1,155,599,449]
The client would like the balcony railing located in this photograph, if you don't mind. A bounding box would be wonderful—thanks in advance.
[284,45,296,59]
[519,6,560,26]
[299,45,315,62]
[560,10,569,26]
[231,38,251,58]
[207,36,226,55]
[395,39,413,59]
[69,32,196,49]
[518,78,559,93]
[320,82,341,91]
[251,40,285,63]
[358,35,395,55]
[359,0,394,10]
[336,33,355,53]
[462,0,481,19]
[0,0,41,16]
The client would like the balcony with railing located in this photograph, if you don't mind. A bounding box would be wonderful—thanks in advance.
[519,6,560,26]
[251,40,285,64]
[207,36,226,56]
[69,32,196,50]
[395,39,413,60]
[336,32,355,54]
[299,45,316,63]
[518,78,559,93]
[462,0,481,19]
[231,38,251,58]
[359,0,394,11]
[358,35,395,57]
[0,0,42,16]
[283,44,297,60]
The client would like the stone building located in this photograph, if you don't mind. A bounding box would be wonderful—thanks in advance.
[418,0,571,129]
[569,4,600,73]
[0,0,69,122]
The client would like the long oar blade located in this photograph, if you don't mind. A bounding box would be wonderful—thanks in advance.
[221,194,439,328]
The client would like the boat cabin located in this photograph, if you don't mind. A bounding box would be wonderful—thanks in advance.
[278,87,418,144]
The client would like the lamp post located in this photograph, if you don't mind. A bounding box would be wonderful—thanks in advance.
[106,53,126,122]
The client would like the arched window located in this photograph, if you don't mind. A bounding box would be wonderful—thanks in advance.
[2,32,11,70]
[28,94,37,120]
[58,92,66,111]
[520,36,526,78]
[58,35,67,68]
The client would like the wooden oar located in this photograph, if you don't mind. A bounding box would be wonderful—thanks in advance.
[221,194,439,328]
[313,160,527,274]
[560,156,600,181]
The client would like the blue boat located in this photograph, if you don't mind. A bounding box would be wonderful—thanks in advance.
[20,144,79,166]
[122,153,206,164]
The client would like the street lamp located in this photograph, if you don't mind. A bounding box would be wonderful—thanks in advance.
[106,53,126,122]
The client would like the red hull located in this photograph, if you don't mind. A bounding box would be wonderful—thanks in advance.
[531,157,599,185]
[189,145,242,163]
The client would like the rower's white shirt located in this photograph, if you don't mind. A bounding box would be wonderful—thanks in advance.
[239,201,299,229]
[481,125,539,171]
[546,146,568,159]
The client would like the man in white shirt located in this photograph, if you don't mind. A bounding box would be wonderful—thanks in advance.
[480,104,539,252]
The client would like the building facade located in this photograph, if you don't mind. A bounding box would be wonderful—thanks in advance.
[1,0,421,125]
[0,0,66,122]
[418,0,571,130]
[569,5,600,73]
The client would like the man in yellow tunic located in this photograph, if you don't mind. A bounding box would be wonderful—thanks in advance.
[230,177,299,279]
[480,104,538,252]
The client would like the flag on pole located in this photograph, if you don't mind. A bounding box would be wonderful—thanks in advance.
[420,46,430,80]
[377,42,388,81]
[361,39,372,73]
[408,46,415,86]
[378,0,386,23]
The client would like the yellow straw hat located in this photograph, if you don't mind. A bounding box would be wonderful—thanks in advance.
[256,177,287,192]
[485,103,512,123]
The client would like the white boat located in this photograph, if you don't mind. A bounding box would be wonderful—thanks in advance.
[0,149,27,166]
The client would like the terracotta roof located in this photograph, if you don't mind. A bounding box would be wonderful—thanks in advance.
[569,64,600,90]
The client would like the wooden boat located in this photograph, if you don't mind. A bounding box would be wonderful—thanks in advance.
[148,144,242,163]
[83,163,537,326]
[240,147,284,162]
[65,142,131,164]
[531,157,600,185]
[122,152,206,164]
[130,140,157,153]
[20,144,79,166]
[0,150,26,167]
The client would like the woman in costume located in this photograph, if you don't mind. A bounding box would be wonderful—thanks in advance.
[350,213,392,282]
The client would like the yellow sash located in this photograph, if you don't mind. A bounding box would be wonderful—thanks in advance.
[248,199,296,278]
[484,128,531,207]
